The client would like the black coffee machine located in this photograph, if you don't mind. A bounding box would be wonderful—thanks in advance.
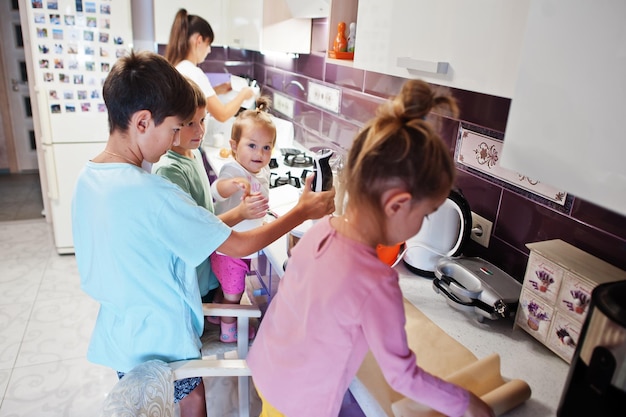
[557,280,626,416]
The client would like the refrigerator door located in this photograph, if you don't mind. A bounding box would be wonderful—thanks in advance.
[43,142,105,254]
[20,0,132,144]
[20,0,133,253]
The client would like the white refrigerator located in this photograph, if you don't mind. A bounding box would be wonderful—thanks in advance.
[19,0,133,254]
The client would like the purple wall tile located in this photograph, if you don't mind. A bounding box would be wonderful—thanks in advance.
[325,63,365,91]
[253,62,266,87]
[450,89,511,133]
[339,88,383,125]
[283,74,309,101]
[320,113,360,151]
[295,53,325,80]
[225,47,254,61]
[571,198,626,241]
[455,170,502,221]
[363,71,405,99]
[255,51,276,67]
[264,68,286,91]
[293,102,323,134]
[273,54,297,73]
[206,45,227,61]
[497,190,626,270]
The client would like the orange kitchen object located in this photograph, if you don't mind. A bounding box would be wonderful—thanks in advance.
[333,22,348,53]
[377,243,404,267]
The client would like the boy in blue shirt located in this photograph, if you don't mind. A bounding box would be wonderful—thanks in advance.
[72,51,334,417]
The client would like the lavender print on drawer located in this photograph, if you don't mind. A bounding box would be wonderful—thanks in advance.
[546,312,581,363]
[516,289,553,343]
[558,272,592,323]
[523,253,564,304]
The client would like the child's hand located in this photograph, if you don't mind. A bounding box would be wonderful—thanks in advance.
[231,178,251,196]
[240,86,255,101]
[215,177,250,199]
[239,193,269,220]
[296,174,336,219]
[214,82,232,95]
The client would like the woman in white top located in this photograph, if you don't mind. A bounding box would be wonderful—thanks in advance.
[165,9,255,122]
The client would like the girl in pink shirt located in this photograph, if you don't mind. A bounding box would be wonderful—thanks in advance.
[247,79,494,417]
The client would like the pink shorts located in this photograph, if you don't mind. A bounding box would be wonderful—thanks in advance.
[210,253,251,295]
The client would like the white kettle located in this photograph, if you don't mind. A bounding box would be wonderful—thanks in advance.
[402,189,472,278]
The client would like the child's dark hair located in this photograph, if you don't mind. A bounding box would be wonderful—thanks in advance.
[345,79,459,233]
[231,96,276,152]
[102,50,197,134]
[165,9,214,66]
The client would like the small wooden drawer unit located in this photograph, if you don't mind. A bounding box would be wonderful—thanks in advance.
[515,239,625,363]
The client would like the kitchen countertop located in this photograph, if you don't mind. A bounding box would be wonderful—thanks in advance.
[204,142,570,416]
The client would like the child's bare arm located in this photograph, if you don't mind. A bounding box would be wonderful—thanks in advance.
[214,177,250,199]
[218,193,268,227]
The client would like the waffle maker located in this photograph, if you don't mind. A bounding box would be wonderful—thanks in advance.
[432,257,522,322]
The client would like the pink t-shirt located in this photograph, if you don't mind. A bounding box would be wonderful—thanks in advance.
[247,216,469,417]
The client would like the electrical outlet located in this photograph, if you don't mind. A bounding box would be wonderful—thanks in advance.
[307,81,341,113]
[273,93,294,119]
[470,212,493,248]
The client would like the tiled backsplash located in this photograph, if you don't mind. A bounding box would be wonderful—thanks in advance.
[193,45,626,281]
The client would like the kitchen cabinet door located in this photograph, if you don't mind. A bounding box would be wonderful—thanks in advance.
[353,0,530,98]
[501,0,626,217]
[153,0,225,46]
[155,0,312,53]
[222,0,262,50]
[262,0,313,54]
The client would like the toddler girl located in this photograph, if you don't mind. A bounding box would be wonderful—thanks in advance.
[247,80,495,417]
[210,96,275,342]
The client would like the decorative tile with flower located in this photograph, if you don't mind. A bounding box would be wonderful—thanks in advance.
[455,123,573,213]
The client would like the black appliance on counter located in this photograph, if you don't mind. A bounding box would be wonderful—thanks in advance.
[557,280,626,416]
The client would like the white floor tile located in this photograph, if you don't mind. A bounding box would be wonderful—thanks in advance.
[15,296,98,368]
[37,256,83,301]
[0,258,46,306]
[0,303,32,370]
[0,369,10,401]
[0,357,116,417]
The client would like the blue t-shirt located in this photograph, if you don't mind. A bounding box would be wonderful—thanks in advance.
[72,162,231,372]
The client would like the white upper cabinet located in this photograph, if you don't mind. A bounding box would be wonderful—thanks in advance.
[221,0,262,50]
[352,0,530,98]
[285,0,330,18]
[501,0,626,217]
[154,0,313,54]
[260,0,313,54]
[153,0,225,46]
